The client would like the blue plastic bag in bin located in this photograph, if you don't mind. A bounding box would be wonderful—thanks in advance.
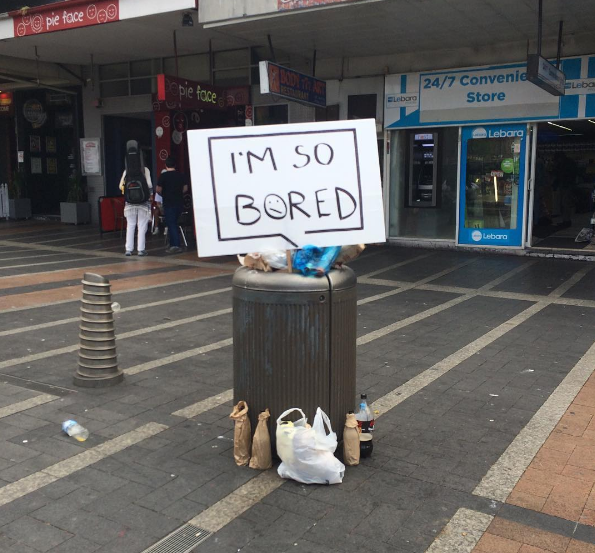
[293,246,341,277]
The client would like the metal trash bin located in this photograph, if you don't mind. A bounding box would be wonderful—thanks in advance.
[233,266,356,448]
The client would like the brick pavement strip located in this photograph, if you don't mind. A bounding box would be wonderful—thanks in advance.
[474,341,595,503]
[0,286,231,338]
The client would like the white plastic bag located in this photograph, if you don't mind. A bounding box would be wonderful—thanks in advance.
[276,407,345,485]
[260,250,288,270]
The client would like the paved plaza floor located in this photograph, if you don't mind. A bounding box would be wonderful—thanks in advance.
[0,221,595,552]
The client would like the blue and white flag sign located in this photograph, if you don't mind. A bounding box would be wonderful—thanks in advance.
[385,54,595,129]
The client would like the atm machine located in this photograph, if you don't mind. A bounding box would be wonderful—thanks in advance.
[408,132,438,207]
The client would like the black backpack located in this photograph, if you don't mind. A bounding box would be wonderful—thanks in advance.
[124,140,150,205]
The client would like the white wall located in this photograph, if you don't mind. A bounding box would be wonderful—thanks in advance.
[200,0,276,23]
[326,76,384,131]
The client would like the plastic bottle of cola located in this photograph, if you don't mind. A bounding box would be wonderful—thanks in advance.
[62,420,89,442]
[355,393,375,433]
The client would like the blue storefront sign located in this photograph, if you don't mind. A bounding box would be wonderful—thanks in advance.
[259,61,326,108]
[458,124,527,247]
[385,55,595,129]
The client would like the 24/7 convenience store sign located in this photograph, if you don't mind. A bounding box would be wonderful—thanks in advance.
[385,55,595,128]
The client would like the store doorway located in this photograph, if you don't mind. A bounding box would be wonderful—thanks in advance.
[104,115,152,197]
[530,120,595,250]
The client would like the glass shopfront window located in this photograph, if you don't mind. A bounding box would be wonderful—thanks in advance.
[388,127,458,239]
[464,136,521,231]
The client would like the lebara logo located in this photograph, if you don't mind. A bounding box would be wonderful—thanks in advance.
[471,230,483,242]
[472,127,487,139]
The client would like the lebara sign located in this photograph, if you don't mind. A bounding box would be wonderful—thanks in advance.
[385,54,595,128]
[458,124,527,248]
[187,119,385,257]
[13,1,119,36]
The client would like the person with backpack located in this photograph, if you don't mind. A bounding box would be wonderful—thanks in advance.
[118,140,153,256]
[156,156,188,253]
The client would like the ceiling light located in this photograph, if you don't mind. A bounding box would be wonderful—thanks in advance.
[182,13,193,27]
[547,121,572,131]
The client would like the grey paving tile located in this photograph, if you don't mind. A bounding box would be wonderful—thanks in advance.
[47,536,100,553]
[2,515,73,552]
[103,504,180,539]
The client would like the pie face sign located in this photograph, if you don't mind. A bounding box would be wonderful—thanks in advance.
[187,119,386,257]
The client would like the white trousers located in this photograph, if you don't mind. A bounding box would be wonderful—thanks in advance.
[125,209,151,252]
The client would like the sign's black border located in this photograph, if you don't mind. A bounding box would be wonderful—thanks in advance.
[207,128,364,248]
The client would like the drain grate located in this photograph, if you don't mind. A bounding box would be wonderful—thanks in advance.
[141,524,211,553]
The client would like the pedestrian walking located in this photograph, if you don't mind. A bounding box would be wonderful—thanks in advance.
[119,140,153,256]
[156,156,188,254]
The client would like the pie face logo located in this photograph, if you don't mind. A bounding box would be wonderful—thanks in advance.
[14,1,119,37]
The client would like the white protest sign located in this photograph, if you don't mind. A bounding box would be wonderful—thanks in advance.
[187,119,385,257]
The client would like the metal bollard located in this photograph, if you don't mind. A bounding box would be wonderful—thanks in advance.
[73,272,123,388]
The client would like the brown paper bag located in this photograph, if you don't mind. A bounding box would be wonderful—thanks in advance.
[249,408,272,470]
[237,254,272,272]
[335,244,366,267]
[230,401,252,466]
[343,412,360,466]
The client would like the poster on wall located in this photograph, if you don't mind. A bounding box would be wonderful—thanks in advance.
[46,136,57,153]
[29,135,41,153]
[80,138,102,176]
[23,99,47,128]
[187,119,386,257]
[47,158,58,175]
[31,157,42,174]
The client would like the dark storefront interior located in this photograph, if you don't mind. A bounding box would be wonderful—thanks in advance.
[533,119,595,250]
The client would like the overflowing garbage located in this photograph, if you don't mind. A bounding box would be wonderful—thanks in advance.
[228,396,376,484]
[276,407,345,485]
[250,408,273,470]
[229,401,252,466]
[238,244,365,277]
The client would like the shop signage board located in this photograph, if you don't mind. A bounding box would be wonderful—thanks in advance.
[156,75,226,111]
[80,138,102,176]
[187,119,385,257]
[278,0,359,9]
[13,1,119,37]
[385,54,595,128]
[259,61,326,108]
[527,54,565,96]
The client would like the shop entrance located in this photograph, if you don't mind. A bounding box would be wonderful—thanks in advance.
[103,115,152,197]
[529,120,595,250]
[458,124,528,247]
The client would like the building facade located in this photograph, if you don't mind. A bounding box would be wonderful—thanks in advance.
[1,0,594,252]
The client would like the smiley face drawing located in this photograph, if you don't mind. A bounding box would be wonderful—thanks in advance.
[263,194,287,219]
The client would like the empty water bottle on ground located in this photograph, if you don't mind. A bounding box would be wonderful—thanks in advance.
[62,420,89,442]
[355,393,375,433]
